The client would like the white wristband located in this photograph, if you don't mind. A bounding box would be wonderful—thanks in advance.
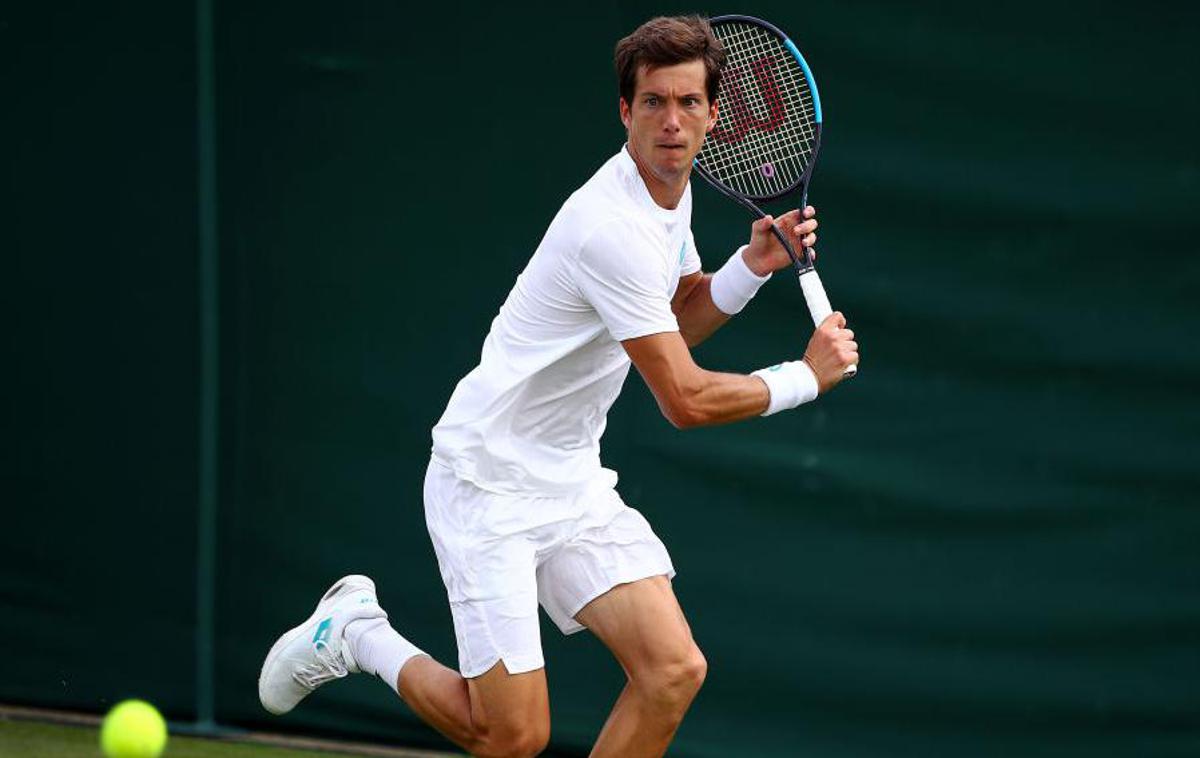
[752,361,819,416]
[710,245,771,315]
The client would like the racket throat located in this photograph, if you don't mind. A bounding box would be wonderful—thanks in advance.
[769,223,814,274]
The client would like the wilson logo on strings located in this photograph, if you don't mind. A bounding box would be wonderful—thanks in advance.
[710,57,786,144]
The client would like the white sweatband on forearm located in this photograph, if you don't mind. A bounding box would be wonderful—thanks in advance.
[710,245,771,315]
[752,361,819,416]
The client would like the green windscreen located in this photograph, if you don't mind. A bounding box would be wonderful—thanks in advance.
[4,2,1197,757]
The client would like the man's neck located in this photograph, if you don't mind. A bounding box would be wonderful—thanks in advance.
[626,144,687,210]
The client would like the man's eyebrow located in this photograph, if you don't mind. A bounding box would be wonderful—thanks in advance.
[636,90,705,98]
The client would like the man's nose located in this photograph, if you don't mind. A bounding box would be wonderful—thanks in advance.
[662,103,682,130]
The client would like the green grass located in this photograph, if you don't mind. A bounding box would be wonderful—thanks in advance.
[0,719,382,757]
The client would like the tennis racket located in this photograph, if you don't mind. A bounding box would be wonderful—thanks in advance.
[695,15,856,378]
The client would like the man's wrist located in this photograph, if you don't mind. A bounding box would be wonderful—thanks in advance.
[752,360,819,416]
[739,244,775,277]
[711,245,772,315]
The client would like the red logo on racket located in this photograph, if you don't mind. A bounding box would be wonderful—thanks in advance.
[710,57,786,144]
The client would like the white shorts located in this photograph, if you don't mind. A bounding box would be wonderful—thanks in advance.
[423,459,675,678]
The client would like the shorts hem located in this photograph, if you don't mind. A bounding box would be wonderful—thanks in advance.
[559,564,677,635]
[460,652,545,679]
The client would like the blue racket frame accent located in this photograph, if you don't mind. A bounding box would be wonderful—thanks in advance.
[782,38,822,124]
[696,14,824,204]
[709,14,823,124]
[694,14,826,271]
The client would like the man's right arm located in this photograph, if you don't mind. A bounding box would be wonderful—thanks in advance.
[623,331,769,428]
[623,313,858,429]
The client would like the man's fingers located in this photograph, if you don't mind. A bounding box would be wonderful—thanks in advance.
[791,227,817,251]
[804,305,858,391]
[803,205,816,219]
[791,219,818,235]
[777,207,803,225]
[819,312,847,332]
[757,215,775,232]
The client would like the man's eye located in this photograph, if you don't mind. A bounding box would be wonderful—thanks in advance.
[645,97,658,107]
[684,98,699,107]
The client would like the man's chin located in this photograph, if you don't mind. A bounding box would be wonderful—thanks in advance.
[652,159,692,184]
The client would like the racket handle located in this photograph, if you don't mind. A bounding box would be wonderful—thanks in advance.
[798,269,858,379]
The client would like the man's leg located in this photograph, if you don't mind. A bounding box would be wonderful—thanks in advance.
[344,597,551,757]
[391,459,550,756]
[391,656,550,758]
[259,574,550,758]
[574,575,707,758]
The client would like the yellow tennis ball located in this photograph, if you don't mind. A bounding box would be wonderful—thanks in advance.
[100,700,168,758]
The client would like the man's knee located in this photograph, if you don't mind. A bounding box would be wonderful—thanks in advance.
[465,661,550,757]
[474,719,551,758]
[633,644,708,712]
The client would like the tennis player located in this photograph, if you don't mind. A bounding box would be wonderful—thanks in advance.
[260,15,857,758]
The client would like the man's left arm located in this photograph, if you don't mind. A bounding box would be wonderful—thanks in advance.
[673,206,819,347]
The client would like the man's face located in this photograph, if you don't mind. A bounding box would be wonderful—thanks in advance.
[620,60,718,188]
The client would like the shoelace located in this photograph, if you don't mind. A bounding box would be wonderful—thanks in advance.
[292,641,349,690]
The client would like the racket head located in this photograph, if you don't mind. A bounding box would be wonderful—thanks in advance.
[695,15,823,202]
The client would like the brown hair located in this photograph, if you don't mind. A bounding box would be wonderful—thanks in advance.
[614,16,725,107]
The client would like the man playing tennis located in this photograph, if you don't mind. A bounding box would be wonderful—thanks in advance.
[260,15,857,758]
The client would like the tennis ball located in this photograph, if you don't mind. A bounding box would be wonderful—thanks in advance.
[100,700,168,758]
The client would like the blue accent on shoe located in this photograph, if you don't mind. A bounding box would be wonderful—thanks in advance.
[313,618,332,647]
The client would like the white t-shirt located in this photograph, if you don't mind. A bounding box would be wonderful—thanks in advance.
[431,146,702,496]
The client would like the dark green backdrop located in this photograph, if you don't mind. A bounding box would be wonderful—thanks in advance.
[5,2,1198,756]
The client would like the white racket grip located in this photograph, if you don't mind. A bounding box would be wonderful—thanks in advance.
[799,269,833,326]
[798,269,858,378]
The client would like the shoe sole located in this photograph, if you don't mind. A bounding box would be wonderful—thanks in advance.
[258,574,376,714]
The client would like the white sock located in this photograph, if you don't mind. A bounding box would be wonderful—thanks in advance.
[345,617,425,695]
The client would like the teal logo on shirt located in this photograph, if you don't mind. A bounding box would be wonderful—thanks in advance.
[678,240,687,266]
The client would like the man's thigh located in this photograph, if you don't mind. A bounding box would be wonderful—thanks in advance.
[574,575,698,675]
[537,494,676,636]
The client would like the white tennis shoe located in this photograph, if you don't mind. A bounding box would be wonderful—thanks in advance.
[258,574,387,715]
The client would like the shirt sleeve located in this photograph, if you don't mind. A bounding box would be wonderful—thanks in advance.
[681,229,702,276]
[575,219,680,342]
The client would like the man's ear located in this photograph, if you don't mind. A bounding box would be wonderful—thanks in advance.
[619,97,632,130]
[707,100,718,132]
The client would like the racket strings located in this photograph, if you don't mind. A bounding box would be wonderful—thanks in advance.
[706,25,814,192]
[697,21,817,198]
[707,23,815,186]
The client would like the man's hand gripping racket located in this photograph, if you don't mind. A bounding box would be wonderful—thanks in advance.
[695,15,858,382]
